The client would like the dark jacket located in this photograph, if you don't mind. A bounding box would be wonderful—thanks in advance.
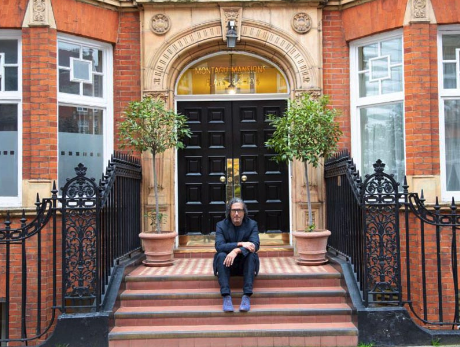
[213,217,260,276]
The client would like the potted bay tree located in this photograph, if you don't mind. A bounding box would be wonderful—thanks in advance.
[266,93,342,265]
[119,96,191,266]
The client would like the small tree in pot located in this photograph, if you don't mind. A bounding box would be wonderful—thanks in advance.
[118,96,191,266]
[265,93,342,265]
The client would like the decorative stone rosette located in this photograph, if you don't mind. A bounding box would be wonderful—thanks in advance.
[150,14,171,35]
[292,12,312,34]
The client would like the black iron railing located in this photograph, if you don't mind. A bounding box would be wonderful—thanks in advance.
[0,152,142,344]
[325,151,460,327]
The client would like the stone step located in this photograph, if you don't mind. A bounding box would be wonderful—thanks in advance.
[118,286,348,307]
[124,273,343,291]
[109,322,358,347]
[114,303,354,326]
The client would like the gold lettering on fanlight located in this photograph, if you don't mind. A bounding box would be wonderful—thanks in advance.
[193,65,267,75]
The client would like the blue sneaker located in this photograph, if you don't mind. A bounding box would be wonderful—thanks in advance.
[222,295,234,312]
[239,295,251,312]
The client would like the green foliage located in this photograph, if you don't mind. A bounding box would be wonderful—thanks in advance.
[118,96,191,157]
[358,343,374,347]
[118,96,191,233]
[431,338,441,346]
[266,93,342,229]
[265,93,342,168]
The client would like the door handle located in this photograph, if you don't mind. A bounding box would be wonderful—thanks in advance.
[241,175,247,182]
[220,176,226,183]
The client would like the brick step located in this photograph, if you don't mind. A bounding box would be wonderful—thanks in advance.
[108,322,358,347]
[119,286,348,307]
[124,273,342,290]
[114,303,354,326]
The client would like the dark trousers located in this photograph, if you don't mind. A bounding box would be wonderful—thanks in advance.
[215,251,257,297]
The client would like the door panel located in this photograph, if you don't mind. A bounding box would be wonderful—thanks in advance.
[178,100,288,235]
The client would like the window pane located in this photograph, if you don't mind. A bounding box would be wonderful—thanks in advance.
[359,72,378,97]
[370,56,390,80]
[5,67,18,91]
[72,59,91,81]
[83,47,103,73]
[58,105,104,187]
[59,69,79,94]
[58,42,80,68]
[442,35,460,60]
[176,54,287,95]
[443,63,457,89]
[0,40,18,64]
[358,43,378,71]
[83,75,103,97]
[360,103,405,185]
[382,66,403,94]
[381,38,402,64]
[444,100,460,191]
[0,104,18,196]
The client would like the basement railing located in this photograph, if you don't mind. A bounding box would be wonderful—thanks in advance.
[0,152,142,344]
[325,151,460,328]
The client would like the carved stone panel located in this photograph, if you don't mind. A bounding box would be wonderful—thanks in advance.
[292,13,312,34]
[150,14,171,35]
[220,7,243,43]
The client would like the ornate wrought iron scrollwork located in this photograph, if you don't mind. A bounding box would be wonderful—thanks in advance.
[61,164,100,306]
[362,160,402,305]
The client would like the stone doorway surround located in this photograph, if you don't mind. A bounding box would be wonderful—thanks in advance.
[138,2,325,238]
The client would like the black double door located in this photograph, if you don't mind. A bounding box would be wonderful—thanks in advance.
[177,100,289,235]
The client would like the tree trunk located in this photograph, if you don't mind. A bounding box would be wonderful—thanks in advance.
[304,162,313,229]
[152,151,161,233]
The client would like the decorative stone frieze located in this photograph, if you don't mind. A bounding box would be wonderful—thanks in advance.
[295,89,322,100]
[413,0,426,18]
[143,91,168,103]
[150,14,171,35]
[220,7,243,43]
[406,0,436,23]
[146,20,318,92]
[22,0,57,28]
[292,12,312,34]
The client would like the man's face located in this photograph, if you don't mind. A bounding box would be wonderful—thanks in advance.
[230,202,245,226]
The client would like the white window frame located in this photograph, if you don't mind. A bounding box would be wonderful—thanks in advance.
[350,29,405,179]
[57,34,113,189]
[437,25,460,201]
[0,30,22,207]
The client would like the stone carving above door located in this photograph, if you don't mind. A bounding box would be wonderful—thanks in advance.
[220,7,243,43]
[145,20,318,93]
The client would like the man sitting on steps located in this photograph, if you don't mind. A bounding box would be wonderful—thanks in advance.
[213,197,260,312]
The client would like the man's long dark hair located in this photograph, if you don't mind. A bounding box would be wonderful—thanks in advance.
[225,197,249,220]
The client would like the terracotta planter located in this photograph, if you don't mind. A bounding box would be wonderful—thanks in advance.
[293,229,331,266]
[139,231,177,267]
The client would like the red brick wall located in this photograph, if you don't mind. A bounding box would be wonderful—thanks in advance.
[114,11,142,152]
[431,0,460,24]
[403,24,440,176]
[322,10,351,151]
[0,0,28,27]
[342,0,407,41]
[52,0,119,43]
[22,27,58,180]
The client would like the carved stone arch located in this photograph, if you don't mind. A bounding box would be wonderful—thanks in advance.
[145,19,319,94]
